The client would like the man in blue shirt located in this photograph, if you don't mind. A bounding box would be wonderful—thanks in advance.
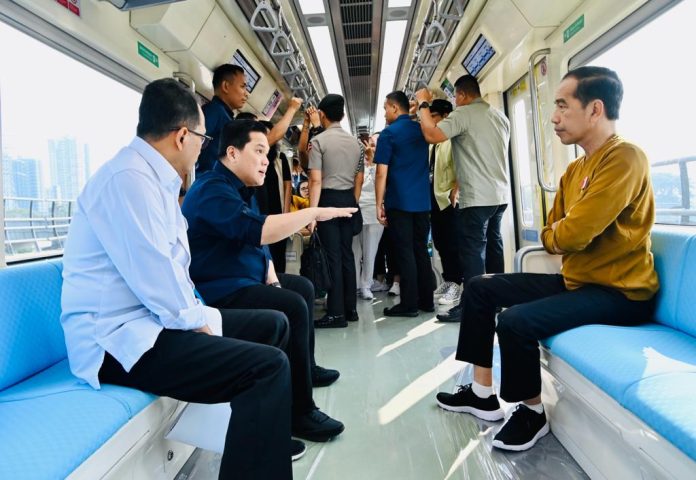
[61,79,296,478]
[375,91,435,316]
[183,119,355,442]
[197,64,303,173]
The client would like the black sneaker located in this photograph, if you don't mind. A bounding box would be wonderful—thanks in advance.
[314,314,347,328]
[436,305,461,322]
[312,365,340,387]
[292,408,345,442]
[492,404,549,451]
[435,384,504,421]
[346,310,359,322]
[291,439,307,461]
[383,304,419,317]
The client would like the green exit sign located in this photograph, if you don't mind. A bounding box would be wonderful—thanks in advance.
[137,41,159,67]
[564,15,584,43]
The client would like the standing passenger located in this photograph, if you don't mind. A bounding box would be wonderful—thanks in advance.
[60,79,296,479]
[308,94,364,328]
[435,66,659,452]
[416,75,510,322]
[375,91,435,317]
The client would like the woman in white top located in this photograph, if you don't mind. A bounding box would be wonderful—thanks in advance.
[352,134,385,300]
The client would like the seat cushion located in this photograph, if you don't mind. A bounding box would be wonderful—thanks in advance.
[0,261,65,390]
[544,324,696,403]
[0,360,156,479]
[623,373,696,461]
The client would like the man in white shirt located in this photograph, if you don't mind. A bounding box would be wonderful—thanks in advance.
[60,79,295,479]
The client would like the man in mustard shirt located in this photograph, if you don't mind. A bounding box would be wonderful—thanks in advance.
[435,66,659,452]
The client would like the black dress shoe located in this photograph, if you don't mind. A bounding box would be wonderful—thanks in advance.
[419,304,435,313]
[312,365,340,387]
[436,305,461,322]
[346,310,359,322]
[383,304,419,317]
[314,314,347,328]
[292,408,345,442]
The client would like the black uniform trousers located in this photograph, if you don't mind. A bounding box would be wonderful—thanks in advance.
[213,273,317,418]
[431,203,463,284]
[386,209,435,310]
[317,188,358,318]
[456,273,656,402]
[99,308,292,480]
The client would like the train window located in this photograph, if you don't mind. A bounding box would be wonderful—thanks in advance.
[573,0,696,226]
[0,21,141,263]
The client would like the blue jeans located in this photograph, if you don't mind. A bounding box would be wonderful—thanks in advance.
[455,204,507,285]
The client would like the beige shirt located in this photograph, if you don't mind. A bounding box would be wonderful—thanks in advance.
[308,124,364,190]
[437,98,510,208]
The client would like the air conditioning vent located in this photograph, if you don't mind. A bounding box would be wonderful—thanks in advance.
[102,0,184,10]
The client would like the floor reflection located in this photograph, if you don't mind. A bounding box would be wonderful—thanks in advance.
[176,291,588,480]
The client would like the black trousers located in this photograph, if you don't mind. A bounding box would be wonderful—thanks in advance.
[269,240,287,274]
[99,308,292,480]
[456,273,656,402]
[373,225,399,280]
[456,204,507,285]
[214,274,316,417]
[386,209,435,309]
[318,189,358,317]
[431,204,462,283]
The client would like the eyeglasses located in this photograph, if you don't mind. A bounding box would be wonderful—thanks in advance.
[171,127,213,149]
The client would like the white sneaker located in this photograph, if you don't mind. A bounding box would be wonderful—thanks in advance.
[434,281,454,297]
[371,280,389,292]
[388,282,400,296]
[359,288,374,300]
[438,283,460,305]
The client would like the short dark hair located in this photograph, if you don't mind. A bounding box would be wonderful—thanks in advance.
[430,99,453,116]
[235,111,258,120]
[454,75,481,97]
[218,119,268,157]
[385,91,409,113]
[563,66,623,120]
[136,78,199,140]
[212,64,245,89]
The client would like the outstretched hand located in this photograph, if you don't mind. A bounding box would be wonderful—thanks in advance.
[315,207,357,222]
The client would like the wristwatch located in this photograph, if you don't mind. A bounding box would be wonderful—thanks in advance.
[418,101,430,110]
[270,281,281,288]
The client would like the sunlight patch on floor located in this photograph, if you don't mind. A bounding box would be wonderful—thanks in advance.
[377,317,446,357]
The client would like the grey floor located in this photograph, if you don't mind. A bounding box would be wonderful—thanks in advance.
[176,292,587,480]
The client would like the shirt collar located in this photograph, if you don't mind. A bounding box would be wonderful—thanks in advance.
[326,123,343,130]
[212,95,235,118]
[129,136,181,192]
[213,161,255,201]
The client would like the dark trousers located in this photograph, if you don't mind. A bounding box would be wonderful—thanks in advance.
[318,189,358,317]
[456,273,656,402]
[456,204,507,285]
[373,226,399,281]
[431,204,462,283]
[214,274,316,417]
[99,309,292,480]
[386,209,435,309]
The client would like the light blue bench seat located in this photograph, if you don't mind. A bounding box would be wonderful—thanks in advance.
[519,226,696,478]
[0,261,191,480]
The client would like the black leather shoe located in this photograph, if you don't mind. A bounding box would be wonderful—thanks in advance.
[436,305,461,322]
[383,304,419,317]
[314,314,347,328]
[346,310,359,322]
[312,365,340,387]
[419,304,435,313]
[292,408,345,442]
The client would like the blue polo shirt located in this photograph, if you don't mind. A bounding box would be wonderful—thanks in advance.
[197,96,234,173]
[182,162,271,304]
[374,114,430,212]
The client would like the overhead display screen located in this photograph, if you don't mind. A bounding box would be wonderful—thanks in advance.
[461,34,495,77]
[231,49,261,93]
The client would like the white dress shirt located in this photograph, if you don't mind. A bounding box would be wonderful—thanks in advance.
[61,137,221,389]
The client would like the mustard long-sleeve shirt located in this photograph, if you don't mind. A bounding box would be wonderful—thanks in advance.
[540,135,659,301]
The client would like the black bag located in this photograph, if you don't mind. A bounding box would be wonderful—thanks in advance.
[300,231,333,292]
[352,205,363,235]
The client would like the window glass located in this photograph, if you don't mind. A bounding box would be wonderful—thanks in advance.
[589,0,696,225]
[0,21,141,262]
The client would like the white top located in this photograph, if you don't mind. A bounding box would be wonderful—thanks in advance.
[359,163,379,224]
[60,137,221,389]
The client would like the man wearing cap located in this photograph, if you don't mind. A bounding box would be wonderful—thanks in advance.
[308,94,365,328]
